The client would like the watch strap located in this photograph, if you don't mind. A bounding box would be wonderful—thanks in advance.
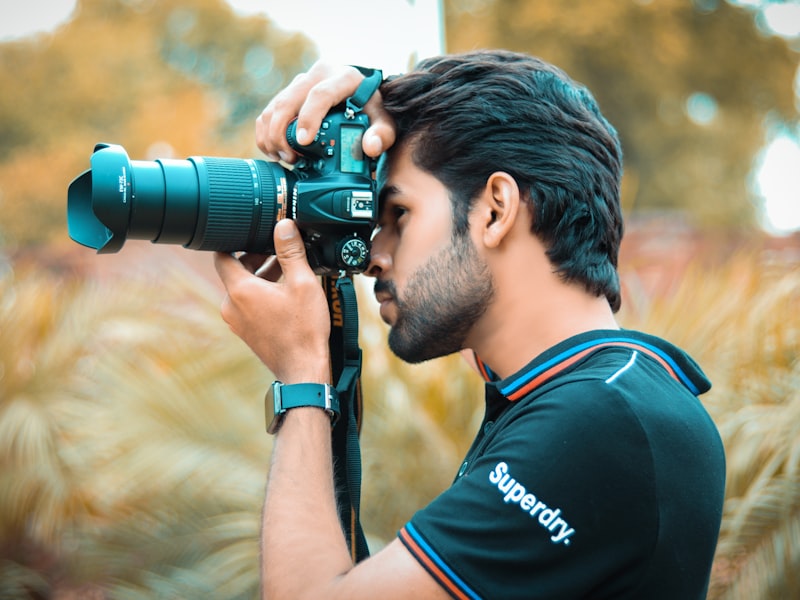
[280,382,339,414]
[266,382,340,435]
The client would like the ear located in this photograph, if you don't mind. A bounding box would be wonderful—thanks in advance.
[473,171,521,249]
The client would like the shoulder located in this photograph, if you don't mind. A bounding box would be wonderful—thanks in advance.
[511,343,718,436]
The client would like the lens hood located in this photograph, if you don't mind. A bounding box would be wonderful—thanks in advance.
[67,143,132,253]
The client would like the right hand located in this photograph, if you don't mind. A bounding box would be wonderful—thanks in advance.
[213,220,332,386]
[256,61,396,164]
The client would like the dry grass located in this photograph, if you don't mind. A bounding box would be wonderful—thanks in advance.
[1,260,269,598]
[618,246,800,600]
[0,238,798,597]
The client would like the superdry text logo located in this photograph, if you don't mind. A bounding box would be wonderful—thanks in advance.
[489,461,575,546]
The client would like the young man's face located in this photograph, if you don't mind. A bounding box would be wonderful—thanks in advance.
[367,144,494,363]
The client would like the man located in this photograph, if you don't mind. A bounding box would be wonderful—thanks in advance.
[214,50,725,599]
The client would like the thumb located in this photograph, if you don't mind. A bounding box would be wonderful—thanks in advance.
[363,123,394,157]
[273,219,311,277]
[363,97,396,157]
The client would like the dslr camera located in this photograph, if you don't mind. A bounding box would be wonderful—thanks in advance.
[67,108,377,273]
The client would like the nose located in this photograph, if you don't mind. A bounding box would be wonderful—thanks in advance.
[365,228,391,278]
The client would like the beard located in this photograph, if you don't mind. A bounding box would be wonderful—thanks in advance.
[378,233,494,364]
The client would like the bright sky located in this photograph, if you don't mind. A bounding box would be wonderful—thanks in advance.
[0,0,797,234]
[756,133,800,234]
[224,0,444,74]
[0,0,444,74]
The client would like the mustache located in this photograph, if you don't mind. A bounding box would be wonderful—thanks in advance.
[374,279,398,298]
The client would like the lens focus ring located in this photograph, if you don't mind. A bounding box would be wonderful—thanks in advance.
[193,157,261,252]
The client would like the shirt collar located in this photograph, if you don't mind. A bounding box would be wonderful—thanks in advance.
[475,329,711,402]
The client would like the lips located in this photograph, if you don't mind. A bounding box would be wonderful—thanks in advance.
[374,289,393,304]
[374,280,396,324]
[373,279,395,303]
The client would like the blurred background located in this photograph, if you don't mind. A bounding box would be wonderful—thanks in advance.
[0,0,798,598]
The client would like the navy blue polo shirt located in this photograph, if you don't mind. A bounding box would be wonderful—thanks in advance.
[398,330,725,600]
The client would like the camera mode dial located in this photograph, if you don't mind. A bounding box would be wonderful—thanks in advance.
[337,236,370,270]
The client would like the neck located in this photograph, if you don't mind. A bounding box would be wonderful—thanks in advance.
[467,241,619,380]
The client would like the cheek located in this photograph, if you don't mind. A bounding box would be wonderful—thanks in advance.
[393,237,442,292]
[400,218,452,267]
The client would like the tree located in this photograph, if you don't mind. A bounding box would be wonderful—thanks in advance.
[444,0,799,228]
[0,0,316,248]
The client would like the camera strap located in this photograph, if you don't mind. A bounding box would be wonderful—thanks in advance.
[323,273,370,562]
[321,68,383,562]
[345,67,384,119]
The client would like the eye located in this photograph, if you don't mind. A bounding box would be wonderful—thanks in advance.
[376,198,409,233]
[392,205,408,222]
[379,204,406,226]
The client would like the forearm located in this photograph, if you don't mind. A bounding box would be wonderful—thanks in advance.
[261,407,353,599]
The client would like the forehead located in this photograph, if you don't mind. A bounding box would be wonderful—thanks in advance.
[377,144,447,205]
[376,143,409,197]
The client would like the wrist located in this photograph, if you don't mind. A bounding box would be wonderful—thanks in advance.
[278,371,331,386]
[271,352,330,386]
[279,406,334,435]
[265,381,340,435]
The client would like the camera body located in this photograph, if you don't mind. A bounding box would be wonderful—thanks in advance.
[67,107,378,273]
[285,108,376,271]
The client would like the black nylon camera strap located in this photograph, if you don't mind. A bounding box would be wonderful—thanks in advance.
[323,274,369,562]
[323,69,384,563]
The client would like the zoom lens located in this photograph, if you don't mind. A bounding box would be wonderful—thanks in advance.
[67,143,295,254]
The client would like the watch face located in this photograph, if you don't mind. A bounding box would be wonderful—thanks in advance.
[265,382,283,434]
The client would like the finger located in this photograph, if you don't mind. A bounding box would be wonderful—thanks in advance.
[256,71,316,161]
[254,111,280,162]
[213,251,249,290]
[294,64,366,145]
[272,220,316,285]
[255,102,282,162]
[257,62,357,160]
[361,91,396,156]
[237,252,271,275]
[254,255,282,282]
[214,252,252,334]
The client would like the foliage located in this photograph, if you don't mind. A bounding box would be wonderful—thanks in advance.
[444,0,799,228]
[1,1,798,249]
[0,0,315,249]
[1,0,799,595]
[617,241,800,599]
[0,254,270,598]
[1,236,798,597]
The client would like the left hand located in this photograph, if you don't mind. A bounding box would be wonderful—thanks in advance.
[255,61,395,163]
[214,219,331,384]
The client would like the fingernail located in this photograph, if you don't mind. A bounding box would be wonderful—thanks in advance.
[277,220,296,240]
[297,128,310,145]
[365,132,383,155]
[278,151,291,163]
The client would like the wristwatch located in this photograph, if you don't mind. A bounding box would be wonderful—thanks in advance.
[265,381,340,434]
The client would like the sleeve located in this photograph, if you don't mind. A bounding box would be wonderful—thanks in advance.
[398,380,660,600]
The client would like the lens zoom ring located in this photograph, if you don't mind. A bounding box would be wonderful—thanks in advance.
[200,158,258,251]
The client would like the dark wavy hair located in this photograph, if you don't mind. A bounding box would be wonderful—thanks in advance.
[380,50,625,312]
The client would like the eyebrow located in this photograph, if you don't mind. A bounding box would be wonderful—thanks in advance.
[378,183,400,204]
[377,184,401,218]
